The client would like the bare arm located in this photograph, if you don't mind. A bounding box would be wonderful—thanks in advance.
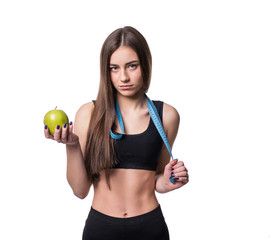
[66,102,94,199]
[44,102,94,199]
[155,103,188,193]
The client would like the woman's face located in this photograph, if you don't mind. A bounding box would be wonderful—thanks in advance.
[110,46,144,97]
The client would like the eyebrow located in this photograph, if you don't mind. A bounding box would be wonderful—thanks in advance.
[110,60,140,66]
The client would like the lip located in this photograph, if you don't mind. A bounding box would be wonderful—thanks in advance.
[119,84,133,90]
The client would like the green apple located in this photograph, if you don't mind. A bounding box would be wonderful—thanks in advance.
[44,107,69,135]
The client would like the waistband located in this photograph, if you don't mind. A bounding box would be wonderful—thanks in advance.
[90,205,164,224]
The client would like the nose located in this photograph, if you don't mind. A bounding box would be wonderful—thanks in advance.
[120,69,129,82]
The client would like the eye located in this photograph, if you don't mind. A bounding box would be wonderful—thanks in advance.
[110,66,118,72]
[129,64,137,69]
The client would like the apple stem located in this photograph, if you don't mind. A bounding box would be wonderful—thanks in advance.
[55,106,57,110]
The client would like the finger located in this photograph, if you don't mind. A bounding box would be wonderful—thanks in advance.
[174,171,188,178]
[173,165,188,173]
[68,121,73,134]
[165,159,178,172]
[44,125,54,140]
[174,177,189,183]
[172,160,187,171]
[61,123,68,143]
[66,122,74,142]
[174,161,184,168]
[54,125,62,142]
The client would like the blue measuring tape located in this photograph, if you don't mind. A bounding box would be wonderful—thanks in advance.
[110,95,177,184]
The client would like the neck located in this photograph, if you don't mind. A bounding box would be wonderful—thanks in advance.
[116,93,147,112]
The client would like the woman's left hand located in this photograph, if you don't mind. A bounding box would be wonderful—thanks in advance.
[163,159,189,191]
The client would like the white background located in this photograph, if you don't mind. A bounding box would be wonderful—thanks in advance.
[0,0,269,239]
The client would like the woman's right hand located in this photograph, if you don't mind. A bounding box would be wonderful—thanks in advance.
[44,122,79,146]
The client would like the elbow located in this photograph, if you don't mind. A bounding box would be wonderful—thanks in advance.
[67,178,91,199]
[75,194,87,199]
[70,182,91,199]
[73,190,89,199]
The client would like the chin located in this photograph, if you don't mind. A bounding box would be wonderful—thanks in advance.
[118,89,143,98]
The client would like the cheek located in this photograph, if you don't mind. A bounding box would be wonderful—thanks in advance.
[134,73,143,86]
[132,69,143,82]
[110,73,117,86]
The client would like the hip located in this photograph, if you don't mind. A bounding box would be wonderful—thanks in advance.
[82,205,170,240]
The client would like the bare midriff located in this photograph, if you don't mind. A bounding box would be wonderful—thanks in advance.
[92,169,159,218]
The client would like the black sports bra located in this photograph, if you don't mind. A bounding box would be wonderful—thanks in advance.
[112,101,164,171]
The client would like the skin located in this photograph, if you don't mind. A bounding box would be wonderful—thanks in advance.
[44,46,189,218]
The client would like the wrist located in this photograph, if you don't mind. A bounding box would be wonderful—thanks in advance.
[161,178,170,193]
[66,139,80,149]
[155,174,170,193]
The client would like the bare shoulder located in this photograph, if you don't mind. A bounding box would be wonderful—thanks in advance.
[163,102,180,129]
[74,102,94,134]
[76,102,94,120]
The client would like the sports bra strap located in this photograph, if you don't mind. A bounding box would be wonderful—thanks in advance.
[110,94,174,160]
[110,100,124,139]
[110,94,176,184]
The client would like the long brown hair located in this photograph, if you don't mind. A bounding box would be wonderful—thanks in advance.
[84,26,152,188]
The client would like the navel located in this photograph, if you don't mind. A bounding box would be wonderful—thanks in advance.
[123,212,128,217]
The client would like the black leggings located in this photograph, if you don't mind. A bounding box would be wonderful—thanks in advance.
[82,205,170,240]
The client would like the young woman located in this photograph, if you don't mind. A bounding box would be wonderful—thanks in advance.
[44,26,189,240]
